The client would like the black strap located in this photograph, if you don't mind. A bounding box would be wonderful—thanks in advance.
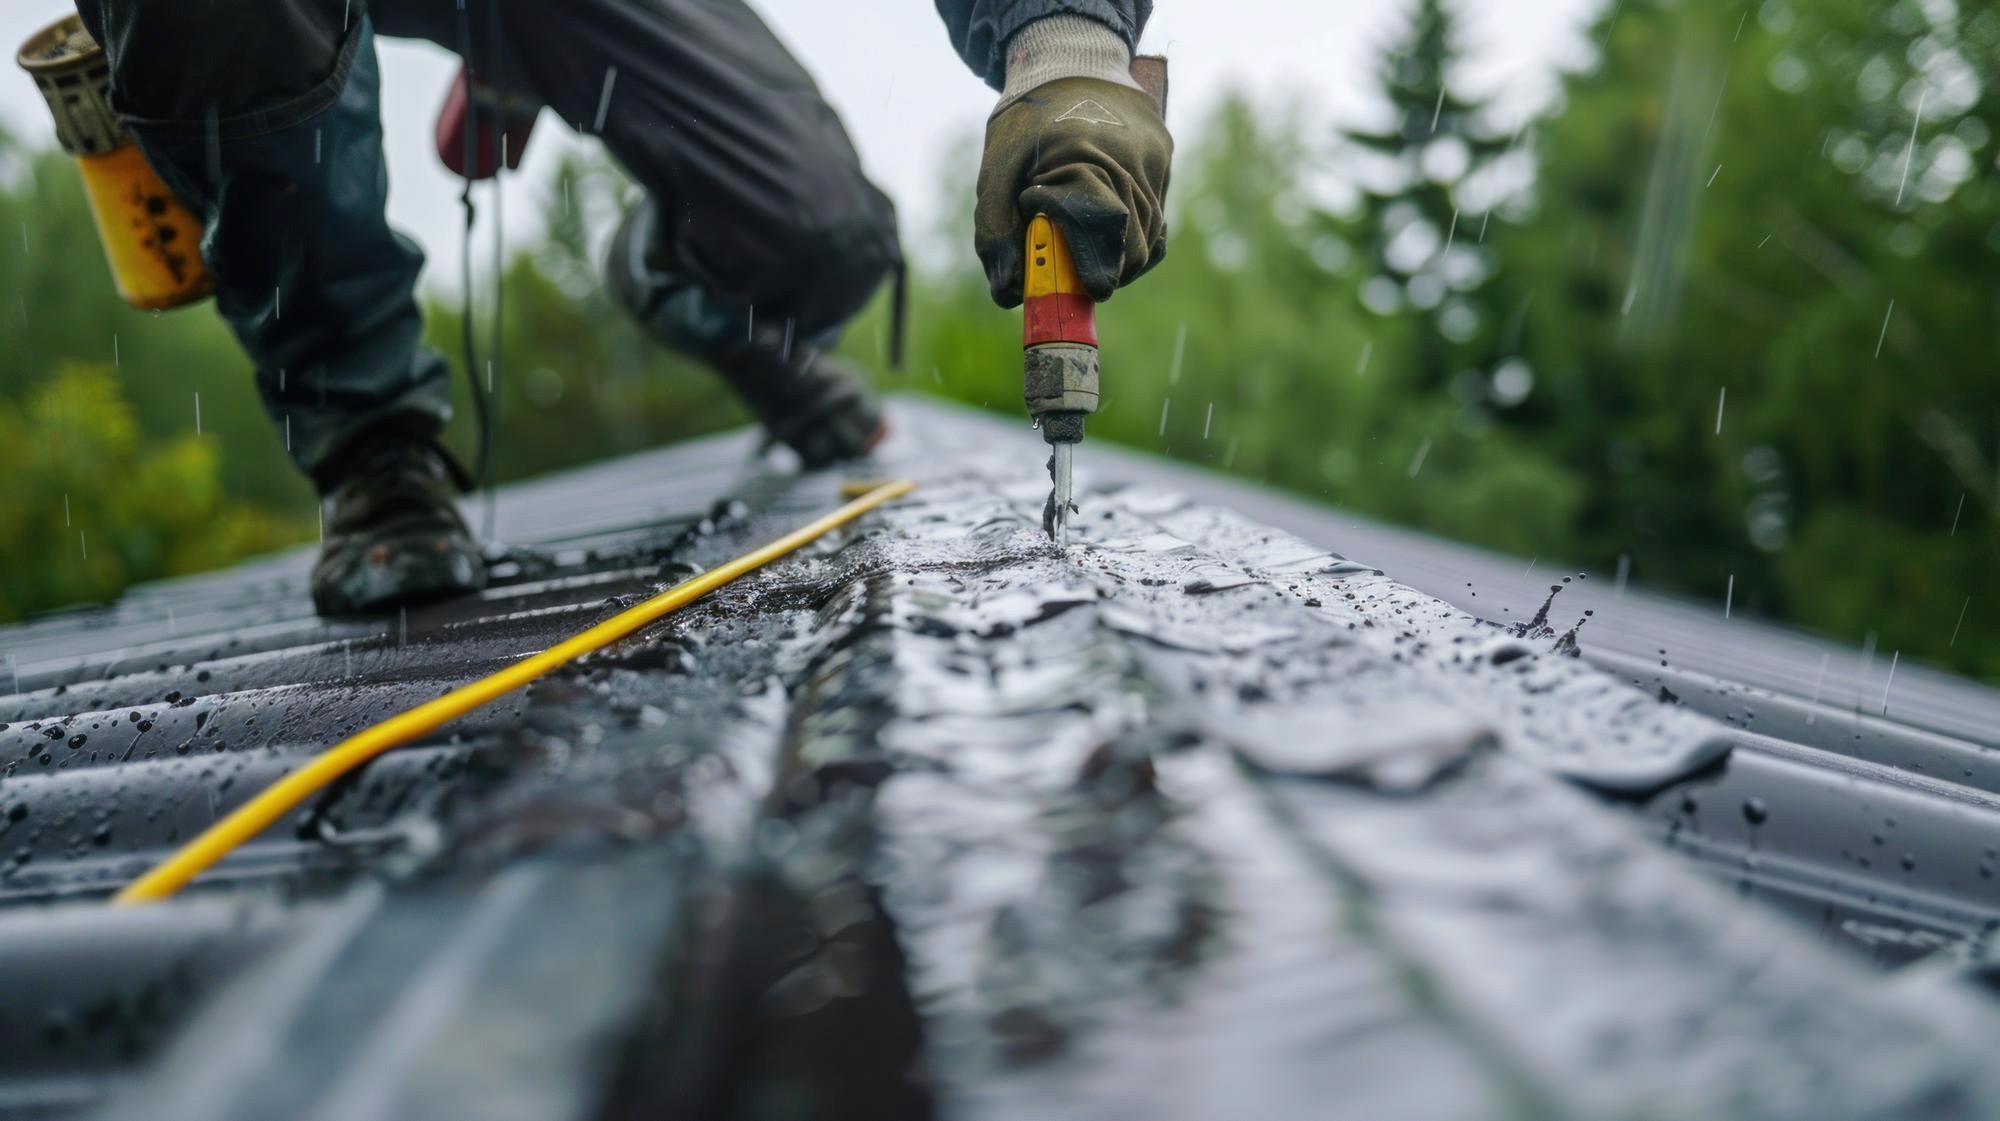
[889,259,908,370]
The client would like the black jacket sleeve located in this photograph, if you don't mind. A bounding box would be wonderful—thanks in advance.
[935,0,1152,90]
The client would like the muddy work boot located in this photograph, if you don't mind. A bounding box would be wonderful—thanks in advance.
[311,437,487,616]
[605,202,886,469]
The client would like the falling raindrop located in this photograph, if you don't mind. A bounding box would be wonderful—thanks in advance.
[1951,493,1966,536]
[1804,651,1829,726]
[1896,88,1926,206]
[1724,574,1734,618]
[1874,300,1894,359]
[593,66,620,133]
[1880,651,1899,714]
[194,392,202,435]
[1614,553,1630,598]
[1714,387,1726,435]
[1407,438,1432,479]
[1357,341,1373,376]
[1203,402,1214,440]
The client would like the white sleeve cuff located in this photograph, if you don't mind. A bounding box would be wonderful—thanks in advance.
[997,14,1143,111]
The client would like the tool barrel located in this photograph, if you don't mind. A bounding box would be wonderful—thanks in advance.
[1022,215,1098,348]
[1022,215,1101,421]
[16,15,213,310]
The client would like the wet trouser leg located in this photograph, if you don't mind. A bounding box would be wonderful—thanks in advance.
[74,1,451,490]
[374,0,903,355]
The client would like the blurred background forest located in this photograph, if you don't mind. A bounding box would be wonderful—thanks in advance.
[2,0,1997,681]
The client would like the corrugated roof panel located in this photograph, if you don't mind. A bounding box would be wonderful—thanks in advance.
[2,398,1997,1119]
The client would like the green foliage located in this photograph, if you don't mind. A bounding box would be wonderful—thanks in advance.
[1495,0,2000,676]
[1340,0,1514,392]
[0,365,300,620]
[0,134,312,619]
[0,144,313,512]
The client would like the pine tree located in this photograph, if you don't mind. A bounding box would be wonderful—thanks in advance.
[1498,0,2000,675]
[1342,0,1510,393]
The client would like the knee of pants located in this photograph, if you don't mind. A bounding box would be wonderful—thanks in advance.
[83,0,350,121]
[765,199,903,339]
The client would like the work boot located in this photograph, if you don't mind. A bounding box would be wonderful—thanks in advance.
[310,435,487,616]
[605,202,887,469]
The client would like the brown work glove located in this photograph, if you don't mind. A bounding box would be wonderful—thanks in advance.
[975,74,1173,308]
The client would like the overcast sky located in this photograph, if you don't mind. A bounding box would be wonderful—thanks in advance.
[3,0,1597,293]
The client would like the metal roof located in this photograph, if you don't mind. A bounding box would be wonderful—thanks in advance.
[4,396,1999,1119]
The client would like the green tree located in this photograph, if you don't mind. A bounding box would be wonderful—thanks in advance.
[1341,0,1512,394]
[1496,0,2000,676]
[0,365,300,619]
[0,128,312,618]
[0,140,312,513]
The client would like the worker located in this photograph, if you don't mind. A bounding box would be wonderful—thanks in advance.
[67,0,1171,615]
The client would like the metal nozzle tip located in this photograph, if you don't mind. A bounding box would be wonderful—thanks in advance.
[1044,442,1074,549]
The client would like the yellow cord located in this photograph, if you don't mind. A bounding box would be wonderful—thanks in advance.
[113,479,916,905]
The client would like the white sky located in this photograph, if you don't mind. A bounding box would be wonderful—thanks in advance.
[2,0,1598,293]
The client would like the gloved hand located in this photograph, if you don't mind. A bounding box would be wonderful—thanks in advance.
[974,17,1172,308]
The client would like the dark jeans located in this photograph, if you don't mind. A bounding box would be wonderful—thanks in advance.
[74,0,902,489]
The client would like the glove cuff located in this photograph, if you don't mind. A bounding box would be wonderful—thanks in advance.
[997,15,1144,112]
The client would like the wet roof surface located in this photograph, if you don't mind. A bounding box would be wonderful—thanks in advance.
[4,396,2000,1119]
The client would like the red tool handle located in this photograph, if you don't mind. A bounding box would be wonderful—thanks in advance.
[435,65,538,181]
[1023,215,1098,348]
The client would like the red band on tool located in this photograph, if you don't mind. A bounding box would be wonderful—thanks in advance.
[1024,293,1098,348]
